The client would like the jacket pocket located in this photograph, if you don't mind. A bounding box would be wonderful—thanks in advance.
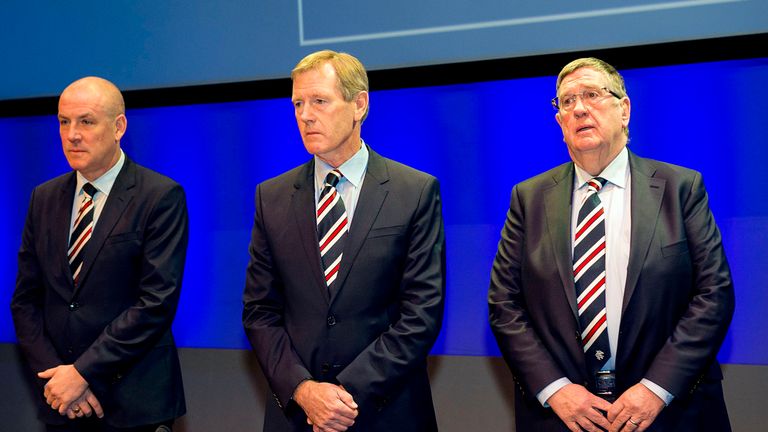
[661,239,688,257]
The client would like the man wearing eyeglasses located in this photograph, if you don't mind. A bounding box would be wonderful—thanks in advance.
[489,58,734,432]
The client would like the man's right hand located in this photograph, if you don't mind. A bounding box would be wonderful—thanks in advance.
[547,383,612,432]
[293,380,358,432]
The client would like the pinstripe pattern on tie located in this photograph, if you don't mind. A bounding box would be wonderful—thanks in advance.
[68,183,97,284]
[574,177,611,375]
[317,169,348,287]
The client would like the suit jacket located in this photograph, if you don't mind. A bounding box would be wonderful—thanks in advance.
[243,147,445,432]
[11,157,188,427]
[489,150,734,431]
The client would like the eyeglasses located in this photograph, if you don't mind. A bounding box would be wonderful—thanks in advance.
[551,87,622,112]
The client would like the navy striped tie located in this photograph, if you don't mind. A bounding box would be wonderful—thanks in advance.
[573,177,611,375]
[317,170,348,287]
[68,183,97,284]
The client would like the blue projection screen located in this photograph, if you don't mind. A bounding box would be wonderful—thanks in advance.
[1,0,767,99]
[2,58,767,366]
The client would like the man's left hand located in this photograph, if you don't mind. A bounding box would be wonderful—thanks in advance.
[38,364,89,415]
[607,383,665,431]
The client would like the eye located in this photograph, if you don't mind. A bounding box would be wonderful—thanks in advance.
[59,118,69,126]
[81,118,94,125]
[562,95,576,108]
[584,89,600,100]
[293,100,303,109]
[314,98,327,105]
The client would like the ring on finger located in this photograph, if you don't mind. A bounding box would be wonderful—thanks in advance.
[628,418,639,426]
[72,406,81,414]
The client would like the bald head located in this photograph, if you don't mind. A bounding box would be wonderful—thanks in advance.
[60,76,125,118]
[58,76,127,181]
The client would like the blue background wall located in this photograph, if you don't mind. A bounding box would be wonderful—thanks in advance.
[2,57,766,365]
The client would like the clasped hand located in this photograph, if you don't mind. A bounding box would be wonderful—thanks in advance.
[548,383,665,432]
[294,380,358,432]
[38,364,104,419]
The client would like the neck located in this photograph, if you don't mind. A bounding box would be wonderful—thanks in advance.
[573,142,626,176]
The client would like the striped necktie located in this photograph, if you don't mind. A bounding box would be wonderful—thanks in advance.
[573,177,611,376]
[68,183,97,284]
[317,170,348,288]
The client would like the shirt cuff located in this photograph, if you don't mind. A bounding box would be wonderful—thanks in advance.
[537,377,572,407]
[640,378,674,406]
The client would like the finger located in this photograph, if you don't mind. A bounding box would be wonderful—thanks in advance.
[37,367,57,379]
[58,401,72,415]
[607,399,624,422]
[335,388,358,410]
[66,409,77,420]
[586,408,612,430]
[565,422,581,432]
[85,393,104,418]
[79,402,93,417]
[575,417,601,432]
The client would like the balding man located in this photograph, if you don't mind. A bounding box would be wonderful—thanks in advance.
[489,58,734,432]
[11,77,188,431]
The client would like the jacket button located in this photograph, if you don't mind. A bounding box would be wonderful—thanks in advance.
[68,302,79,311]
[321,363,330,374]
[327,316,336,326]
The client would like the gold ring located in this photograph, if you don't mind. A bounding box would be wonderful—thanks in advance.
[72,406,81,414]
[628,418,639,426]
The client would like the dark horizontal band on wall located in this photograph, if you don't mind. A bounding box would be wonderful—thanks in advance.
[2,32,767,118]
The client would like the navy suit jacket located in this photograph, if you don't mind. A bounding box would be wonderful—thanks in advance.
[489,150,734,431]
[11,157,188,427]
[243,148,445,432]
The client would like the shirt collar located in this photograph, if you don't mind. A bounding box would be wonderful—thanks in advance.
[76,149,126,197]
[314,141,369,189]
[574,146,629,190]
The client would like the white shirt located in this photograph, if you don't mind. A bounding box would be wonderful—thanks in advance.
[314,142,369,225]
[69,150,126,238]
[538,147,673,406]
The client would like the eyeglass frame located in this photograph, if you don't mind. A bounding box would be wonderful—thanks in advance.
[551,87,622,112]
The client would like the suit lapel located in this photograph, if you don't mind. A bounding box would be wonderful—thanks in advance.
[75,158,136,293]
[51,174,78,296]
[329,148,389,303]
[543,163,579,320]
[291,159,330,303]
[623,152,665,313]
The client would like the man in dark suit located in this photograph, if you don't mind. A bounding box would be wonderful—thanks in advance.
[242,50,445,432]
[11,77,188,431]
[489,58,734,432]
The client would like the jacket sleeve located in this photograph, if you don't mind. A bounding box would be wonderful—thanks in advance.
[643,172,735,397]
[11,187,65,383]
[242,183,313,409]
[488,185,570,396]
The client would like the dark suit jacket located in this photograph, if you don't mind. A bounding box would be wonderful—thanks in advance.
[11,157,188,427]
[243,147,445,432]
[489,150,734,431]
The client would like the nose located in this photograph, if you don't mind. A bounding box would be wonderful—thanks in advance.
[297,104,315,124]
[63,123,80,142]
[572,97,590,118]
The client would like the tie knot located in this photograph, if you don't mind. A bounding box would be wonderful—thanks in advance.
[324,169,343,188]
[587,177,607,192]
[82,183,97,198]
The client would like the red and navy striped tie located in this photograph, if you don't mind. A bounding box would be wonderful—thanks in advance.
[317,170,348,288]
[68,183,97,285]
[573,177,611,375]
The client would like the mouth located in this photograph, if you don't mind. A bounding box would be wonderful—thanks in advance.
[576,125,594,133]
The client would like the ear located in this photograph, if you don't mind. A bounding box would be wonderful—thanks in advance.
[353,91,368,122]
[114,114,127,141]
[620,96,631,129]
[555,111,563,128]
